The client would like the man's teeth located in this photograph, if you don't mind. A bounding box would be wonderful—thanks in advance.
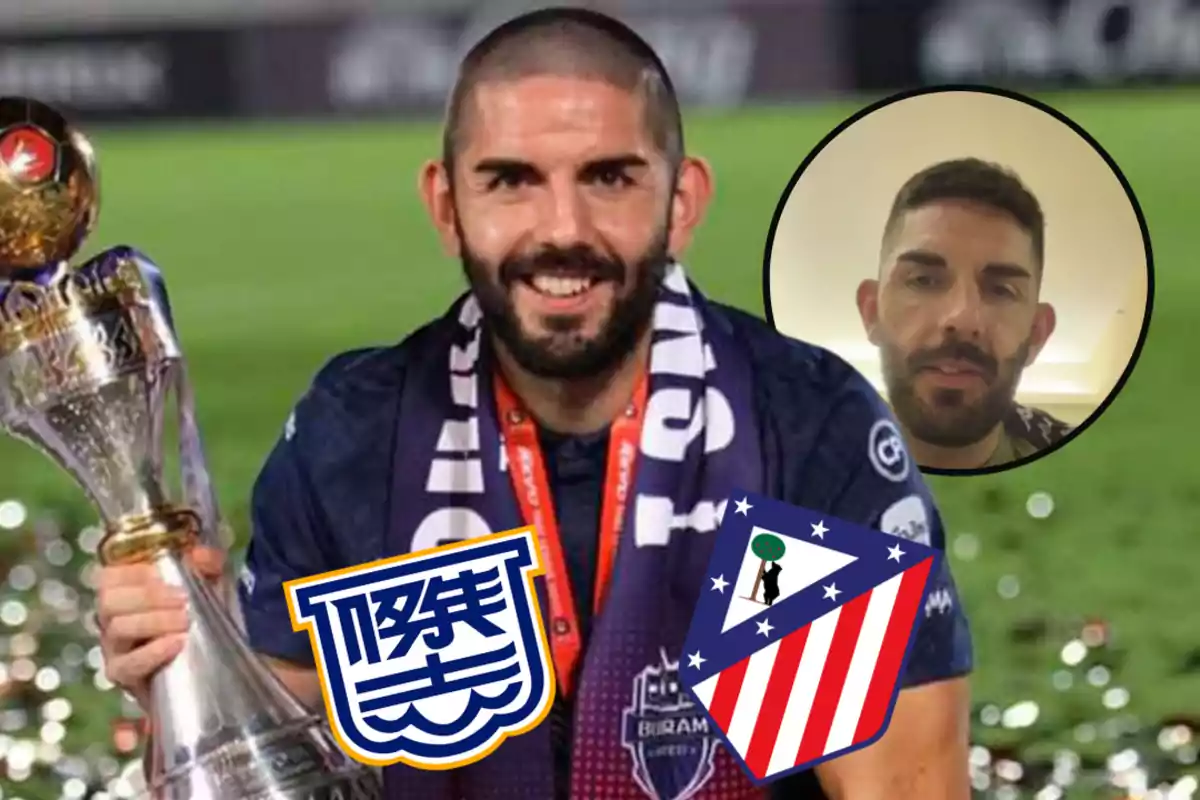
[530,275,594,297]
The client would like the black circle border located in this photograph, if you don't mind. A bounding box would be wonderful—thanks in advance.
[759,83,1157,479]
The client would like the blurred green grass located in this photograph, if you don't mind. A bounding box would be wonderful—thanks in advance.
[0,92,1195,761]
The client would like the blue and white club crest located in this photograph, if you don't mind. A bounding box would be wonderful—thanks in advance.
[285,527,554,769]
[622,649,719,800]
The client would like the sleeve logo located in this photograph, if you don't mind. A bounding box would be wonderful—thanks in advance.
[868,419,910,483]
[878,494,930,546]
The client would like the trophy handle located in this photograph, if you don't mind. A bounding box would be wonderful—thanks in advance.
[142,263,225,553]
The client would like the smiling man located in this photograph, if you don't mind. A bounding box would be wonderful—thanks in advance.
[96,8,971,800]
[856,158,1073,472]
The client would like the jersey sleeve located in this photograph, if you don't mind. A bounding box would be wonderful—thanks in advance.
[814,375,974,688]
[237,393,340,667]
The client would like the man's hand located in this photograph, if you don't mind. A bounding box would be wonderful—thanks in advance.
[260,656,325,711]
[96,546,226,710]
[815,677,971,800]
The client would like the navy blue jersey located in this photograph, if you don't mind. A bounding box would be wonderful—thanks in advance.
[238,302,972,799]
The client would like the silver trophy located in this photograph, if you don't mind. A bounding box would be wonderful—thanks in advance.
[0,96,383,799]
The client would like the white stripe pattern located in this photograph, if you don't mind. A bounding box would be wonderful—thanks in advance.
[693,576,909,779]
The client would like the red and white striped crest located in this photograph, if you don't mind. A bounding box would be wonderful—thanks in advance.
[680,493,941,783]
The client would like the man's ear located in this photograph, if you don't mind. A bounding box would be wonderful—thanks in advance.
[666,155,714,258]
[418,159,461,257]
[857,278,882,345]
[1025,302,1057,365]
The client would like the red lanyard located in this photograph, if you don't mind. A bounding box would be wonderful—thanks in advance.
[494,372,648,698]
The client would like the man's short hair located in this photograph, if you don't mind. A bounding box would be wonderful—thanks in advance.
[883,158,1046,271]
[442,7,684,174]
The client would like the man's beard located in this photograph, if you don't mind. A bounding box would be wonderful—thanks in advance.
[881,336,1031,448]
[459,227,672,381]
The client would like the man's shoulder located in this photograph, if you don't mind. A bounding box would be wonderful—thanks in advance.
[712,303,928,528]
[711,302,887,424]
[283,320,446,458]
[306,345,403,404]
[1004,403,1075,456]
[303,321,443,408]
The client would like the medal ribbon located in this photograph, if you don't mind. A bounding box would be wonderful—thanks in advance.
[494,372,648,698]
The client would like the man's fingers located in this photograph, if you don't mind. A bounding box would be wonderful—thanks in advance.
[105,609,190,649]
[105,634,187,690]
[184,546,227,579]
[97,582,187,628]
[95,563,161,595]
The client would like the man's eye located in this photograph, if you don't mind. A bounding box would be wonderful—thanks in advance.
[487,172,529,191]
[907,274,939,290]
[590,168,633,188]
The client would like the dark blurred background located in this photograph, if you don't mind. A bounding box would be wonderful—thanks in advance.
[0,1,1195,798]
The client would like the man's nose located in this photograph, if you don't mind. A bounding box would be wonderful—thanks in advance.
[938,282,986,339]
[539,179,594,247]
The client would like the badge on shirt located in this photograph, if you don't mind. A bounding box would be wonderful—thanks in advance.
[679,493,942,785]
[621,648,721,800]
[284,527,555,769]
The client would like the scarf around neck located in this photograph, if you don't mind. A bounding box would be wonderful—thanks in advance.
[385,263,767,800]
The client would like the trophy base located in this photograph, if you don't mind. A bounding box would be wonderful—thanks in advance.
[147,716,382,800]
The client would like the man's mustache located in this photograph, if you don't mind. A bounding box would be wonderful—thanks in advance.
[499,244,625,286]
[907,340,998,378]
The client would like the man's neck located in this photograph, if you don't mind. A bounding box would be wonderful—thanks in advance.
[906,424,1003,471]
[493,334,651,436]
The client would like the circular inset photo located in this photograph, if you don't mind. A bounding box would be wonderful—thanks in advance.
[764,86,1152,476]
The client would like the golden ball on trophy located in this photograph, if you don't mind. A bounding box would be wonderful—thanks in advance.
[0,96,100,273]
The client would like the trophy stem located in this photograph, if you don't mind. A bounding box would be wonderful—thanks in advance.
[101,513,376,799]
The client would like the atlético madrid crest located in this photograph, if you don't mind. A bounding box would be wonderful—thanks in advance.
[284,527,555,770]
[680,492,941,785]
